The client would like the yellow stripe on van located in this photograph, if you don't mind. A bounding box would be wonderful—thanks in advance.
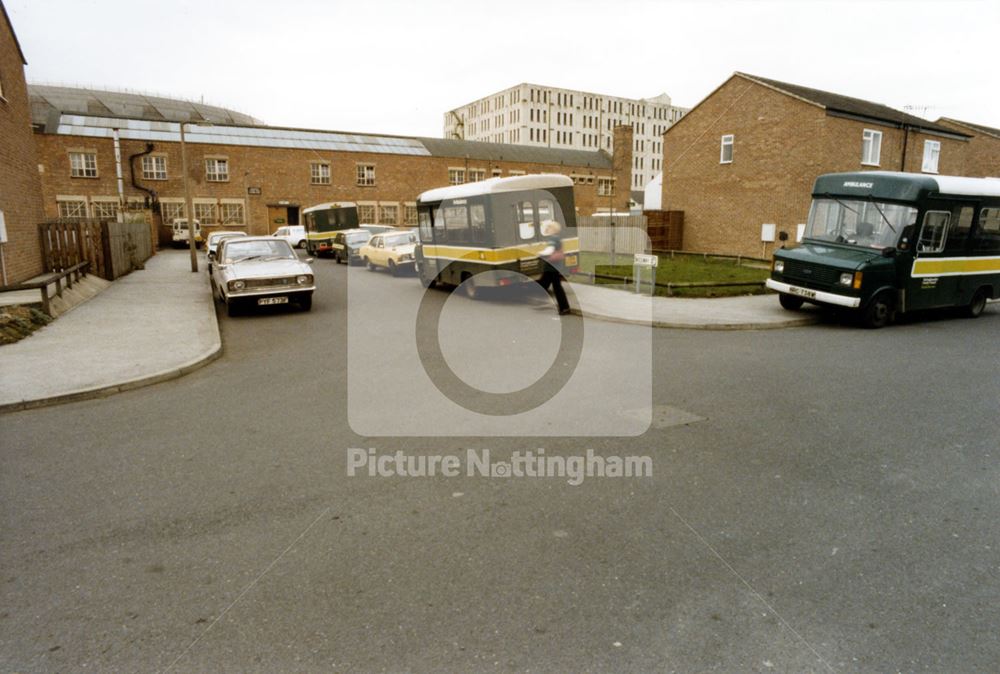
[423,238,580,263]
[912,256,1000,277]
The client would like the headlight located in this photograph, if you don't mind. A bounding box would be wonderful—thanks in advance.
[296,275,312,285]
[773,261,784,273]
[839,273,853,285]
[229,280,246,291]
[399,254,413,261]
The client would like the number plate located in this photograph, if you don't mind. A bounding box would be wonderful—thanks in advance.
[258,296,289,305]
[789,286,817,299]
[565,254,578,267]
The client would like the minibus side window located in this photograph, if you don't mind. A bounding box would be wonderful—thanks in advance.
[470,204,487,244]
[918,211,950,253]
[515,201,535,240]
[444,205,469,244]
[418,209,433,242]
[973,207,1000,253]
[945,205,974,253]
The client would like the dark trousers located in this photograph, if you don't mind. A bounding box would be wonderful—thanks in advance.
[542,266,570,313]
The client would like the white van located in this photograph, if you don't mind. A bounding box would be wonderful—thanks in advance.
[171,219,203,248]
[272,225,307,249]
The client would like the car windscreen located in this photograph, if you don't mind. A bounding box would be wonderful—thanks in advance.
[805,198,917,249]
[385,233,416,247]
[346,233,371,244]
[222,240,296,263]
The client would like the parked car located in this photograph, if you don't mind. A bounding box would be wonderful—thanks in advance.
[331,228,372,265]
[210,236,315,316]
[205,230,248,272]
[359,230,418,276]
[359,224,397,237]
[272,225,308,249]
[171,219,203,248]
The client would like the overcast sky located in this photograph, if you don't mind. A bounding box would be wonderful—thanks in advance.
[8,0,1000,136]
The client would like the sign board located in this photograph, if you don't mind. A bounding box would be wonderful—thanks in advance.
[761,223,777,243]
[0,210,7,243]
[634,253,659,267]
[273,217,286,224]
[247,186,262,195]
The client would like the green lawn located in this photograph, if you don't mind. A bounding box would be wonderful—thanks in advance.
[572,252,770,298]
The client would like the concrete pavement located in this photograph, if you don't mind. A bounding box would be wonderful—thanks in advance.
[0,251,220,412]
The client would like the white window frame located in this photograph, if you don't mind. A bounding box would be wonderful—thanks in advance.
[310,162,331,185]
[356,164,376,186]
[56,196,89,219]
[357,202,377,224]
[378,202,399,226]
[403,202,418,226]
[921,140,941,174]
[597,177,616,197]
[720,134,734,164]
[159,199,187,222]
[448,168,466,185]
[90,197,120,220]
[193,198,219,225]
[69,151,98,178]
[219,199,246,225]
[205,158,230,182]
[861,129,882,166]
[141,155,168,180]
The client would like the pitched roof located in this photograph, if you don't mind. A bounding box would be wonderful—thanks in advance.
[736,73,968,137]
[1,1,27,64]
[417,137,611,168]
[937,117,1000,140]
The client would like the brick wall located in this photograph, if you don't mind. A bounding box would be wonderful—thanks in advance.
[936,120,1000,177]
[0,9,45,285]
[661,75,973,258]
[34,130,632,237]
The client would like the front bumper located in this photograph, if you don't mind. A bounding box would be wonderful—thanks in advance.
[225,285,315,301]
[766,279,860,308]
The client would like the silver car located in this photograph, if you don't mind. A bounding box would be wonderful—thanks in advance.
[211,237,315,316]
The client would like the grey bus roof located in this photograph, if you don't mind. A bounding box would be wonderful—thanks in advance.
[814,171,1000,201]
[418,174,574,203]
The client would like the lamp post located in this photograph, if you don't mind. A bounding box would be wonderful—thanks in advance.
[179,121,198,272]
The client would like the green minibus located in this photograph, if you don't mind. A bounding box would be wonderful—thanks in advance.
[303,202,359,257]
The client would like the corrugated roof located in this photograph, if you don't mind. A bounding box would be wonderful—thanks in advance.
[28,84,263,127]
[737,74,968,137]
[938,117,1000,140]
[417,137,612,168]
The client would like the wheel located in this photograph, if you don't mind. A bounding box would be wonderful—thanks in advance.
[419,266,438,289]
[298,293,312,312]
[779,293,805,311]
[297,240,306,249]
[335,251,343,264]
[962,287,989,318]
[462,273,481,300]
[862,291,895,329]
[226,299,239,317]
[388,260,399,277]
[366,258,376,271]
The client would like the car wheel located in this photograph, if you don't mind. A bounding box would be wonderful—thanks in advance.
[366,258,376,271]
[226,299,239,317]
[297,240,306,249]
[299,293,313,312]
[389,260,399,277]
[779,293,804,311]
[419,266,438,289]
[963,287,989,318]
[862,291,895,329]
[463,273,481,300]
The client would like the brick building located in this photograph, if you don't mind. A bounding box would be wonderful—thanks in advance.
[936,118,1000,178]
[0,3,45,285]
[661,73,974,258]
[30,86,632,243]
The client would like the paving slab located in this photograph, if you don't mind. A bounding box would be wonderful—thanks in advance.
[0,251,220,412]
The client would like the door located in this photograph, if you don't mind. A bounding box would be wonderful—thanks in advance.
[909,202,974,310]
[267,206,288,235]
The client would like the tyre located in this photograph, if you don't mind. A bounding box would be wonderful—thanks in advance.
[297,240,306,249]
[298,293,313,312]
[419,267,438,289]
[365,258,376,271]
[463,273,481,300]
[388,260,399,277]
[226,299,239,317]
[963,287,989,318]
[335,252,343,264]
[862,291,895,329]
[779,293,805,311]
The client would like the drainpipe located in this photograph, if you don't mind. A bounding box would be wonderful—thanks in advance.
[129,143,157,208]
[900,125,910,172]
[112,129,126,222]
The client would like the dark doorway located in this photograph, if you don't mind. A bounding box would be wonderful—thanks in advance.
[288,206,300,226]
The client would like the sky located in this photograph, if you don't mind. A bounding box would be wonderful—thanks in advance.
[7,0,1000,137]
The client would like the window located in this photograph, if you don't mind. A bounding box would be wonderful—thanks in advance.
[443,205,468,232]
[205,158,229,182]
[69,152,98,178]
[514,201,535,240]
[491,168,502,177]
[921,140,941,173]
[379,204,398,225]
[91,199,119,220]
[220,202,245,225]
[160,201,186,222]
[311,162,331,185]
[597,177,616,196]
[448,168,466,185]
[141,155,167,180]
[194,202,218,225]
[469,168,486,182]
[975,207,1000,253]
[358,204,376,223]
[404,203,418,226]
[917,211,950,253]
[57,198,88,219]
[979,207,1000,233]
[861,129,882,166]
[356,164,376,186]
[720,134,734,164]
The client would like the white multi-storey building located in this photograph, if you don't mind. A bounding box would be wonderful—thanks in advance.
[444,83,688,192]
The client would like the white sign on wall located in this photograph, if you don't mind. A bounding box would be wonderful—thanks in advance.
[760,223,776,243]
[0,210,7,244]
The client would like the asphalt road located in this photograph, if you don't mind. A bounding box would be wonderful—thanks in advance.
[2,259,999,672]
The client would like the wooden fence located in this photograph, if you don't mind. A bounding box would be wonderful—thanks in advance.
[576,215,650,255]
[39,219,153,281]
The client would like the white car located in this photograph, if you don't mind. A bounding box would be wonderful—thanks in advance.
[359,230,418,276]
[271,225,308,249]
[205,230,248,271]
[211,236,315,316]
[171,218,203,248]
